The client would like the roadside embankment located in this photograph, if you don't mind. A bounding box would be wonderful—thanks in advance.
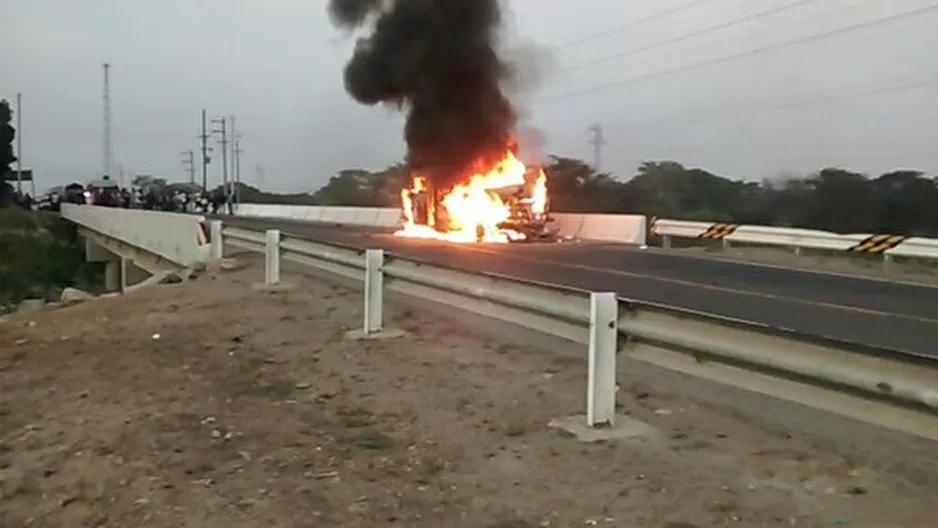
[0,207,102,315]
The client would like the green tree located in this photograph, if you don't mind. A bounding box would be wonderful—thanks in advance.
[0,99,16,204]
[544,156,624,212]
[311,165,408,207]
[131,174,168,191]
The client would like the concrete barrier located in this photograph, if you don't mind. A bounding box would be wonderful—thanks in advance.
[578,214,647,244]
[62,204,208,266]
[232,204,399,228]
[232,204,647,244]
[551,213,646,244]
[552,213,584,239]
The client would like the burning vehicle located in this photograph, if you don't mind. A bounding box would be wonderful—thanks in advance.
[327,0,549,243]
[396,150,553,243]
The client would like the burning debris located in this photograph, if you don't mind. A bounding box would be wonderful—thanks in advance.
[327,0,555,243]
[398,150,550,242]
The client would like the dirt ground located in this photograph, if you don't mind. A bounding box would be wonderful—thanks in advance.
[2,262,937,527]
[664,243,938,286]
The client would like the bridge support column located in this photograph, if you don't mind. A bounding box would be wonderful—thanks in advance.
[104,259,122,292]
[121,258,151,291]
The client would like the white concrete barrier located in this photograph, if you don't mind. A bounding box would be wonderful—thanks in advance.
[578,214,647,244]
[62,204,209,266]
[234,204,647,244]
[551,213,585,239]
[232,204,399,228]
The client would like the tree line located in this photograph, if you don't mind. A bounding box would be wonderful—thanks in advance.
[244,157,938,237]
[0,99,16,205]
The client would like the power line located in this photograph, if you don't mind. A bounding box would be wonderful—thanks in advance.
[539,4,938,103]
[560,0,827,73]
[311,66,937,143]
[311,3,929,136]
[607,71,938,134]
[559,0,716,47]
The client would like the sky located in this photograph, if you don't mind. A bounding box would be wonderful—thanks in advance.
[3,0,937,193]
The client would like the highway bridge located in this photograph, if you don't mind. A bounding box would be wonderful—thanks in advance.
[220,215,938,357]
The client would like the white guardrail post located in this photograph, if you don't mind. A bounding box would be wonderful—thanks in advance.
[209,220,223,260]
[587,292,618,427]
[364,249,384,333]
[265,229,281,285]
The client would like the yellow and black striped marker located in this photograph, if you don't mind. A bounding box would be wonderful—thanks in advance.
[698,223,738,239]
[197,223,209,245]
[847,234,906,254]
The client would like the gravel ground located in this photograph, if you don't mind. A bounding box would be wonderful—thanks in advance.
[1,261,937,527]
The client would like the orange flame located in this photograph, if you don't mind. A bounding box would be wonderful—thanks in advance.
[395,150,548,243]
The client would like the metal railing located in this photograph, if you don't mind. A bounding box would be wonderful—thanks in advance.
[216,222,938,440]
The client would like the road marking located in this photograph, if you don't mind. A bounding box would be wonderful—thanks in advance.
[619,244,938,291]
[453,245,938,326]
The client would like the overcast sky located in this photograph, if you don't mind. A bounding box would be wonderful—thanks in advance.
[3,0,937,193]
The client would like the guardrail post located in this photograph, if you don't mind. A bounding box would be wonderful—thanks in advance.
[209,220,223,260]
[364,249,384,333]
[883,253,893,274]
[587,292,618,427]
[265,229,281,285]
[345,249,404,341]
[662,235,672,249]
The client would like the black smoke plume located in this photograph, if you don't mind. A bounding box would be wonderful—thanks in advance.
[327,0,517,189]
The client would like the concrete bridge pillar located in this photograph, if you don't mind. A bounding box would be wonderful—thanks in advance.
[84,237,152,293]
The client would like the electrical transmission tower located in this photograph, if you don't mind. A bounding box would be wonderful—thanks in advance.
[587,124,606,171]
[102,63,112,178]
[181,150,195,185]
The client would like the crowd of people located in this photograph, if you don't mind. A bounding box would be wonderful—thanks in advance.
[29,183,235,215]
[135,189,233,214]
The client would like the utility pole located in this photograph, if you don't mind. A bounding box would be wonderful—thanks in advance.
[230,116,244,205]
[181,150,195,185]
[233,136,243,205]
[15,92,22,194]
[587,124,606,171]
[211,117,228,210]
[102,63,112,179]
[199,109,211,191]
[229,116,237,199]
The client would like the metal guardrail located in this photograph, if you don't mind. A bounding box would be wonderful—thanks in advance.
[221,224,938,440]
[651,218,938,267]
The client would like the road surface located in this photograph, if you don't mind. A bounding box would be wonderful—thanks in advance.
[221,216,938,357]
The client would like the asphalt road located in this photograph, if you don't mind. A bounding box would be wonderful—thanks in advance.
[222,216,938,357]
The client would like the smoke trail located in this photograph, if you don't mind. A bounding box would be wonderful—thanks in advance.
[327,0,517,189]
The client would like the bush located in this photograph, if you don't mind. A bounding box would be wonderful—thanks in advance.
[0,209,101,310]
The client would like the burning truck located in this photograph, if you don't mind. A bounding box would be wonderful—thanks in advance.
[396,150,555,243]
[327,0,550,243]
